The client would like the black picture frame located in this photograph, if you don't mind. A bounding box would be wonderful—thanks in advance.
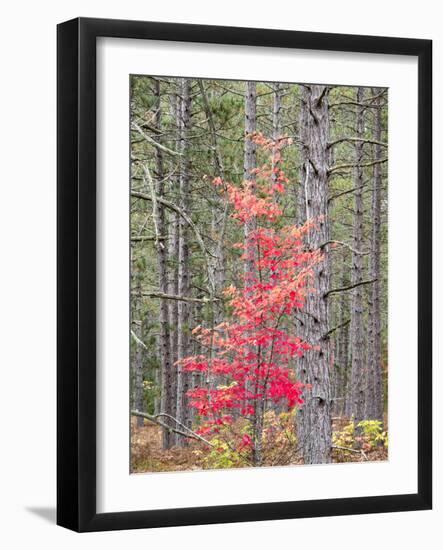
[57,17,432,532]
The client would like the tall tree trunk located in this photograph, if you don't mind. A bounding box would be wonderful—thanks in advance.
[243,81,263,464]
[198,80,226,325]
[131,283,145,428]
[297,86,309,227]
[175,78,192,446]
[296,85,332,464]
[153,79,174,449]
[167,88,180,423]
[295,86,308,444]
[272,83,282,183]
[168,214,179,393]
[366,90,383,422]
[336,255,350,417]
[134,331,144,427]
[349,87,367,429]
[244,80,257,277]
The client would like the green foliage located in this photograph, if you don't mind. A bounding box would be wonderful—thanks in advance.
[201,410,298,469]
[202,424,250,469]
[357,420,388,448]
[333,419,388,455]
[332,421,355,449]
[203,436,245,469]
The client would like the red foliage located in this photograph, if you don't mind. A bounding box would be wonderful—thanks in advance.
[178,134,321,452]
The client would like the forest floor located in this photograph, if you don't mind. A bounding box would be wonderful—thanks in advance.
[130,417,388,473]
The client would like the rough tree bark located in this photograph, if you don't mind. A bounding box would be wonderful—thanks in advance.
[365,89,384,422]
[152,79,174,449]
[167,88,180,424]
[336,254,350,417]
[198,80,226,325]
[175,78,192,446]
[272,83,282,184]
[349,87,367,428]
[295,85,309,445]
[168,209,179,399]
[134,328,144,428]
[244,80,257,274]
[296,85,332,464]
[243,81,263,465]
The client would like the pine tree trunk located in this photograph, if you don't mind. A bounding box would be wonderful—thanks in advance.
[167,88,180,424]
[349,87,367,429]
[296,85,332,464]
[366,90,383,422]
[134,335,144,427]
[295,86,308,447]
[175,78,192,446]
[272,83,282,183]
[152,79,174,449]
[243,81,263,464]
[336,255,350,417]
[244,80,257,276]
[168,210,179,405]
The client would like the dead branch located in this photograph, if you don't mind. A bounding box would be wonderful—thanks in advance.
[324,318,350,338]
[329,158,388,175]
[332,445,368,461]
[131,122,182,156]
[319,240,368,256]
[131,235,166,242]
[131,190,217,292]
[324,278,377,299]
[328,137,388,149]
[328,184,366,203]
[130,330,148,349]
[137,291,221,304]
[131,410,214,447]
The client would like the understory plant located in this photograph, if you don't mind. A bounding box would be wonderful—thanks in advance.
[177,134,323,466]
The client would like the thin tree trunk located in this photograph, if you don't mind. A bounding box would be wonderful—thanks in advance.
[336,255,350,417]
[296,85,332,464]
[244,81,257,278]
[349,87,367,429]
[168,210,179,398]
[243,81,263,464]
[152,79,174,449]
[175,78,192,446]
[272,83,282,183]
[297,86,309,227]
[167,89,180,426]
[134,334,144,427]
[295,86,309,446]
[132,287,145,428]
[366,89,383,422]
[198,80,226,325]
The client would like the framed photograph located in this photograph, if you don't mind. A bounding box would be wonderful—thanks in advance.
[57,17,432,532]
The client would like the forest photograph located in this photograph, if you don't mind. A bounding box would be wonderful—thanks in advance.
[130,76,388,473]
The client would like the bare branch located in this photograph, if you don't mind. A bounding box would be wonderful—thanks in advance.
[131,410,214,446]
[131,235,166,242]
[137,291,221,304]
[329,158,388,175]
[328,137,388,149]
[316,85,328,107]
[324,278,377,299]
[332,445,368,461]
[130,330,148,349]
[131,122,182,156]
[329,184,366,203]
[319,240,368,256]
[131,190,217,292]
[324,318,350,339]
